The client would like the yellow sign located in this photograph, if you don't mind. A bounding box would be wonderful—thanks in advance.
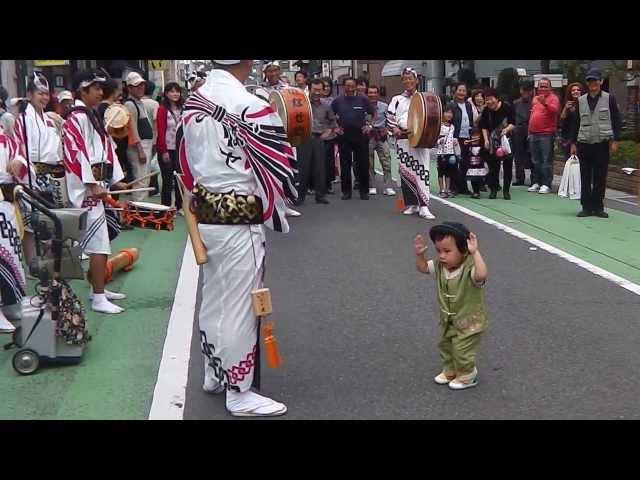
[34,60,69,67]
[149,60,168,71]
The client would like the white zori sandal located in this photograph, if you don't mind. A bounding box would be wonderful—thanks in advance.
[226,390,288,417]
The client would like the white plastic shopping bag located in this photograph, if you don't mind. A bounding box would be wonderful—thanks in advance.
[149,153,161,173]
[500,135,512,155]
[558,155,581,200]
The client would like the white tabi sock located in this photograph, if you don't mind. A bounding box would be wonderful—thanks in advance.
[226,390,287,415]
[89,288,127,301]
[92,293,125,314]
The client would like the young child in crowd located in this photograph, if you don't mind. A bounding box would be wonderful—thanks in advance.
[414,222,489,390]
[464,129,488,199]
[435,106,458,198]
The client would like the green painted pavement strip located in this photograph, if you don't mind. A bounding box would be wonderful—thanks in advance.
[386,150,639,283]
[0,216,187,420]
[420,158,640,285]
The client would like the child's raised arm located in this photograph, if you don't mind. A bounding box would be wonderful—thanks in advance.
[414,234,430,274]
[467,232,488,283]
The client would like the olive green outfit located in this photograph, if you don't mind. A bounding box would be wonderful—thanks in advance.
[428,255,488,376]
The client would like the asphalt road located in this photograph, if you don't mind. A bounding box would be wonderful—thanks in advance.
[184,183,640,420]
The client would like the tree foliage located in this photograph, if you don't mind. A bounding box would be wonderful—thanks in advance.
[457,68,477,90]
[496,68,521,102]
[556,60,596,84]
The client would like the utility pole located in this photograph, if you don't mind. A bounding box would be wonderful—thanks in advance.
[427,60,445,96]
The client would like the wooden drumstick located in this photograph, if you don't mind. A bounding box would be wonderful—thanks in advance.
[125,171,160,188]
[174,173,208,265]
[108,187,155,195]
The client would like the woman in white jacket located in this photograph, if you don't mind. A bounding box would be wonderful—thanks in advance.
[12,73,65,269]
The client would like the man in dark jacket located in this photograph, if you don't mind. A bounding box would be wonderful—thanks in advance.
[512,81,533,186]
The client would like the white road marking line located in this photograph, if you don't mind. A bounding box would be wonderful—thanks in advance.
[148,238,199,420]
[430,196,640,297]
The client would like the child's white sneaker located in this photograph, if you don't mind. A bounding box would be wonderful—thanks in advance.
[448,368,478,390]
[434,372,456,385]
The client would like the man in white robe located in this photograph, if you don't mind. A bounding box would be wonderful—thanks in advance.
[63,69,126,314]
[179,60,297,417]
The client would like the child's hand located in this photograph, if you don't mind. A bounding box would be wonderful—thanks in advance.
[467,232,479,255]
[414,234,428,256]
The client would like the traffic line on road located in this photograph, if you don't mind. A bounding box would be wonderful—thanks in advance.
[148,238,199,420]
[431,196,640,297]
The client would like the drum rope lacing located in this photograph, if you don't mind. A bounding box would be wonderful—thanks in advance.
[122,205,176,231]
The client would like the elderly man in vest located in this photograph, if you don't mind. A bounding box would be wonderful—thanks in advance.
[570,69,622,218]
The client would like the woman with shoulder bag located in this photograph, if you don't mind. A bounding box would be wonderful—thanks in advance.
[156,82,184,211]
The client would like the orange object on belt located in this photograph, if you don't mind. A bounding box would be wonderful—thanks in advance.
[105,248,139,283]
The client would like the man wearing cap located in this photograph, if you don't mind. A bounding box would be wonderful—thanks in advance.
[124,72,154,202]
[63,69,127,314]
[179,59,296,416]
[570,69,622,218]
[56,90,74,116]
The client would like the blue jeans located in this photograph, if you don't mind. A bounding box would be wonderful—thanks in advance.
[529,133,555,188]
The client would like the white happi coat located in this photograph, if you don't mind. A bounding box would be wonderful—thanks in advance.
[387,92,431,207]
[0,129,26,307]
[13,103,68,208]
[179,69,297,392]
[62,100,124,255]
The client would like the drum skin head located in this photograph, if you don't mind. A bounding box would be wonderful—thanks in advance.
[105,104,131,139]
[269,91,288,133]
[105,104,130,129]
[408,92,442,148]
[408,94,425,147]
